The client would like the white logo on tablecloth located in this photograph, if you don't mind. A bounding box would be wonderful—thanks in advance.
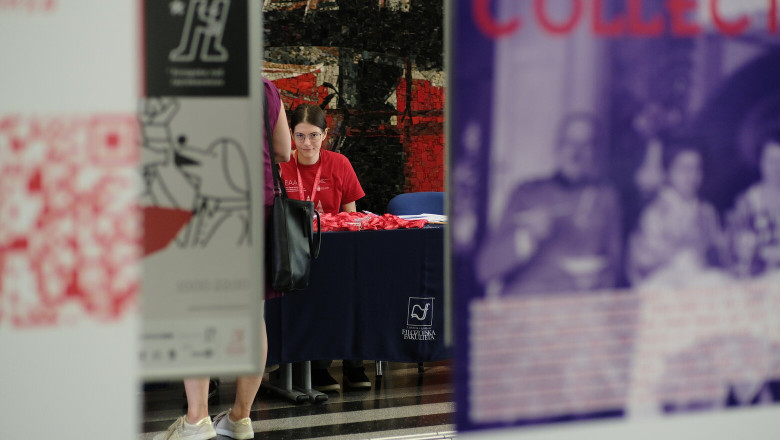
[403,297,436,341]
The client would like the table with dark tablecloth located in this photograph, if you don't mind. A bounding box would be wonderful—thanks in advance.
[265,225,449,365]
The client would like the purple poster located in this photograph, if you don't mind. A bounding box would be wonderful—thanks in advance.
[451,0,780,434]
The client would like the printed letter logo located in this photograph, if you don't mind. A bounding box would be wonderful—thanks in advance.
[411,303,430,321]
[169,0,231,63]
[407,297,434,327]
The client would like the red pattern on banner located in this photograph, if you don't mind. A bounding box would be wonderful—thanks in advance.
[0,0,57,13]
[0,114,141,328]
[273,72,330,112]
[396,78,445,193]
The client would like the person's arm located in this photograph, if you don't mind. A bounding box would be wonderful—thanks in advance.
[338,155,364,213]
[475,188,551,283]
[272,96,291,163]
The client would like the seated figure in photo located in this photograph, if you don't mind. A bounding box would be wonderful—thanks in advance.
[627,143,728,287]
[727,130,780,278]
[477,113,622,296]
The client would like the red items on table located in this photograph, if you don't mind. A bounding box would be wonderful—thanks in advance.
[317,212,428,232]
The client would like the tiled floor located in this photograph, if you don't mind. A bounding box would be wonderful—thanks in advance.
[140,361,455,439]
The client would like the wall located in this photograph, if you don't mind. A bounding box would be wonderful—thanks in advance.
[263,0,444,214]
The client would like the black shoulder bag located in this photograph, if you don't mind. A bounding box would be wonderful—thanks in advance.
[263,92,321,292]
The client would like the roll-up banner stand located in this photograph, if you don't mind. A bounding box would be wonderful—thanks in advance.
[140,0,265,379]
[0,1,141,439]
[451,1,780,438]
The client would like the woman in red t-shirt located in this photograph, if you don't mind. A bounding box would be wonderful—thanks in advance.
[279,103,365,215]
[279,103,371,392]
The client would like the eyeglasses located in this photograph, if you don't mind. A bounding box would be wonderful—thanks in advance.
[293,132,323,143]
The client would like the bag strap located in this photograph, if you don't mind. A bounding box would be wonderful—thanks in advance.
[310,209,321,258]
[263,89,288,199]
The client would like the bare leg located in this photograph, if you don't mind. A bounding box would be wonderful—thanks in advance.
[184,377,211,423]
[231,318,268,420]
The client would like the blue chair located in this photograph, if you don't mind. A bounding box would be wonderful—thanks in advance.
[386,191,445,215]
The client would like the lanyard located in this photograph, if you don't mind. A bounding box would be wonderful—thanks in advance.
[295,151,323,205]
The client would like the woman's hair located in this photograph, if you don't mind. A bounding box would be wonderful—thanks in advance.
[290,103,327,131]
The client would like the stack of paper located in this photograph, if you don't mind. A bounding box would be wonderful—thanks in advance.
[397,213,447,224]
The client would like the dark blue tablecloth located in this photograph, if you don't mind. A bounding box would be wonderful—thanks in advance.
[265,225,449,364]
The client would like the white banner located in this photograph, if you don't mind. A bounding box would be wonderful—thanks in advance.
[0,1,141,439]
[140,0,266,379]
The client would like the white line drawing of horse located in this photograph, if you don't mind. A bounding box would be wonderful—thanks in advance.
[139,97,251,249]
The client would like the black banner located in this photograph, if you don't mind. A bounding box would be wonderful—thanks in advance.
[145,0,248,97]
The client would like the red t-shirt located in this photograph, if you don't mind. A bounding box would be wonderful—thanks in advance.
[279,149,365,214]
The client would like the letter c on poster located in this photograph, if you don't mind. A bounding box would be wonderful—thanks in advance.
[472,0,521,39]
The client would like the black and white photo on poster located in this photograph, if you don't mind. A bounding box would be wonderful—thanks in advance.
[452,0,780,432]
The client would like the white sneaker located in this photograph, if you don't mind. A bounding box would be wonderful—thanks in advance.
[213,409,254,440]
[153,415,216,440]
